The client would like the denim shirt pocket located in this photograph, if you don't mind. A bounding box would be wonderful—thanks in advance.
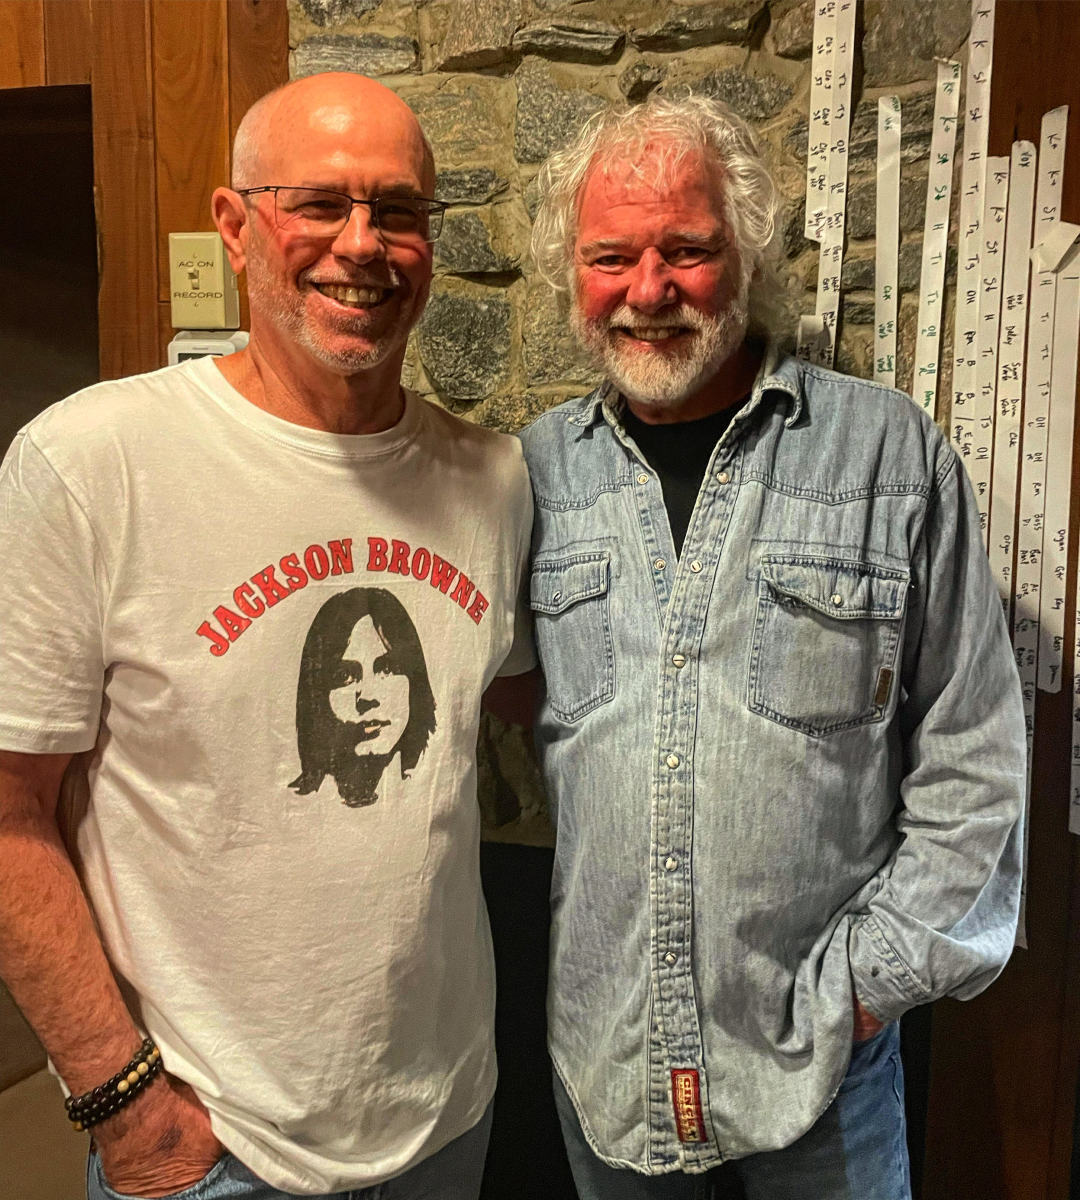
[747,554,909,737]
[530,548,615,722]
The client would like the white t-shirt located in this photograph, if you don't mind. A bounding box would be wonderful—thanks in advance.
[0,358,534,1193]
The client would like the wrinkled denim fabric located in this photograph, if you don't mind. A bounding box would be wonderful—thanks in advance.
[519,350,1024,1174]
[556,1023,911,1199]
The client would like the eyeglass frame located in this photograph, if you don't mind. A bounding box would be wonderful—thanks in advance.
[235,186,449,244]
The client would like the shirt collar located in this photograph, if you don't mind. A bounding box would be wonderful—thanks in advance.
[565,341,804,439]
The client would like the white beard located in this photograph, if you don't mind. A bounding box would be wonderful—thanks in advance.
[572,289,749,409]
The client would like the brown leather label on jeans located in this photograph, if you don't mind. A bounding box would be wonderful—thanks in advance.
[874,666,893,707]
[671,1069,707,1143]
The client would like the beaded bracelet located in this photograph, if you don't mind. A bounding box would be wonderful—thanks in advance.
[65,1037,163,1131]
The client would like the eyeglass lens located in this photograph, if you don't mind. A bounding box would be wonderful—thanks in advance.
[273,188,443,242]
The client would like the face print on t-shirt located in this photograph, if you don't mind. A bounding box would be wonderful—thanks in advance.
[290,587,437,807]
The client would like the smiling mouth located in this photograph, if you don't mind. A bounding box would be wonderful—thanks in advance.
[614,326,693,344]
[313,283,393,308]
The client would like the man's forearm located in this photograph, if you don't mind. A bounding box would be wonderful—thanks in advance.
[0,758,142,1094]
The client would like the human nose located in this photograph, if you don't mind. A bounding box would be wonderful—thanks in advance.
[625,248,677,313]
[331,200,387,263]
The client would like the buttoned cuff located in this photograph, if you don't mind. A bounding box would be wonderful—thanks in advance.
[848,913,933,1023]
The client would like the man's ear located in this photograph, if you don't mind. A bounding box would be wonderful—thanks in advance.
[212,187,249,275]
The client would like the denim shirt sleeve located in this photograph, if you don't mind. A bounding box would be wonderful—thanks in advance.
[848,445,1026,1023]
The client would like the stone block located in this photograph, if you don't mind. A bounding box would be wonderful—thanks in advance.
[403,76,515,171]
[673,65,794,121]
[291,33,418,77]
[631,1,766,52]
[522,280,603,389]
[514,58,607,164]
[840,242,922,293]
[435,167,508,205]
[842,297,876,325]
[434,0,527,70]
[618,57,665,101]
[295,0,382,27]
[846,172,927,240]
[772,0,813,59]
[512,18,624,62]
[417,286,512,400]
[863,0,971,88]
[435,210,521,275]
[468,389,563,434]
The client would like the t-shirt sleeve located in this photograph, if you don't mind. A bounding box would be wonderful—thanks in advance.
[496,449,537,678]
[0,430,106,752]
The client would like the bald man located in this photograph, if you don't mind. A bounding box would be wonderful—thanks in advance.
[0,73,534,1199]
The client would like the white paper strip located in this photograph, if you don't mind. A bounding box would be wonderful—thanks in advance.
[913,60,962,415]
[875,97,901,387]
[967,158,1010,546]
[809,0,856,368]
[1014,107,1067,752]
[987,141,1036,617]
[1041,243,1080,694]
[805,1,839,241]
[949,0,995,454]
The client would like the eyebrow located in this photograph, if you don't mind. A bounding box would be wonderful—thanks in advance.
[578,231,723,256]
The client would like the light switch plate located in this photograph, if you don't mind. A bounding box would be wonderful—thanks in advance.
[168,232,240,330]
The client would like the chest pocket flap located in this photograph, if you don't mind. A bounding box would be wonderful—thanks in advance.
[530,550,614,722]
[531,551,610,615]
[760,557,908,620]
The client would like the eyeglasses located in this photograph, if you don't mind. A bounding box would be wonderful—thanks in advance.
[236,186,448,243]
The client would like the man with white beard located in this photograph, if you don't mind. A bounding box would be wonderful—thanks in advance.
[519,94,1025,1199]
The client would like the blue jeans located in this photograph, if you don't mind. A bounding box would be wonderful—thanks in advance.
[555,1024,911,1200]
[87,1102,492,1200]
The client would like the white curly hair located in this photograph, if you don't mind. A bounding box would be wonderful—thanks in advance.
[530,92,787,342]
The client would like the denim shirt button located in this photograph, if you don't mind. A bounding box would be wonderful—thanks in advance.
[716,470,731,484]
[664,856,680,871]
[665,753,680,769]
[664,952,678,966]
[690,560,703,573]
[831,593,844,606]
[671,653,687,668]
[654,558,667,571]
[637,472,650,484]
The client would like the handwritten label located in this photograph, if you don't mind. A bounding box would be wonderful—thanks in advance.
[913,60,961,415]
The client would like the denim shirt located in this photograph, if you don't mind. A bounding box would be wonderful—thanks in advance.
[518,349,1024,1172]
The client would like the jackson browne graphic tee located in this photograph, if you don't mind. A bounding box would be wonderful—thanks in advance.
[0,357,534,1194]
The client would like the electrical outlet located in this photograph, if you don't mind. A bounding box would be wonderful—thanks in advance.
[168,232,240,330]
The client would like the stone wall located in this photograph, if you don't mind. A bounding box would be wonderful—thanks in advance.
[288,0,971,843]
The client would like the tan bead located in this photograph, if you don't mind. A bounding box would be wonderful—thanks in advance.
[74,1121,84,1132]
[127,1070,140,1085]
[137,1062,150,1076]
[117,1079,130,1093]
[150,1047,161,1060]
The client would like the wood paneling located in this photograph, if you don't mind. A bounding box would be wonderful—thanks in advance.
[922,4,1080,1198]
[91,0,159,380]
[0,1,46,88]
[151,0,229,302]
[227,0,289,147]
[43,0,91,86]
[227,0,289,332]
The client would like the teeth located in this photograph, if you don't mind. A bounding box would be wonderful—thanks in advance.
[317,283,386,306]
[621,327,685,342]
